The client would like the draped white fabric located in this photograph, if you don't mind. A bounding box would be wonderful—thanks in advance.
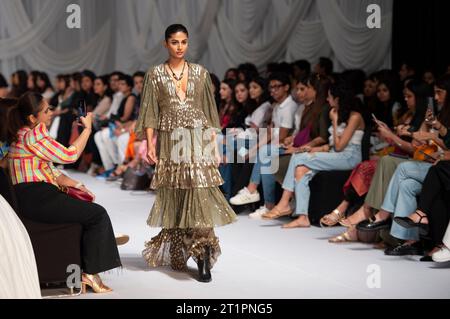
[0,0,392,79]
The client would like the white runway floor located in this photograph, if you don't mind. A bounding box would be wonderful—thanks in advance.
[66,171,450,299]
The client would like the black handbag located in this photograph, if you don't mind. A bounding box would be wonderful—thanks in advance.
[120,165,153,191]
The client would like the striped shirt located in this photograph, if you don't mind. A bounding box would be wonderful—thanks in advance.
[8,123,78,186]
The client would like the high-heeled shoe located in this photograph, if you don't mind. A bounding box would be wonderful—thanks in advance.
[197,246,212,283]
[81,273,113,294]
[394,211,429,236]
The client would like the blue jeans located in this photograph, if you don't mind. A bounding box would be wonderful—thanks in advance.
[282,145,362,216]
[381,161,432,240]
[249,144,286,205]
[219,137,253,200]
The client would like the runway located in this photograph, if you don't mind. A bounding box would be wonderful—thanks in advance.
[66,171,450,299]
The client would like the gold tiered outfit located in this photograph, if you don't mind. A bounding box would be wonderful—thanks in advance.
[135,63,236,271]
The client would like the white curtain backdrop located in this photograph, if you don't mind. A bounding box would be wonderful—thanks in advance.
[0,0,392,80]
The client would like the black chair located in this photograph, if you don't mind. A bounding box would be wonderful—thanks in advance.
[0,168,82,284]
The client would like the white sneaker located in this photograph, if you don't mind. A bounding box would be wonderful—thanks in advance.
[229,187,260,206]
[432,246,450,262]
[249,206,268,220]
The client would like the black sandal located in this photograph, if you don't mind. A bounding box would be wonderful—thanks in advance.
[394,211,429,236]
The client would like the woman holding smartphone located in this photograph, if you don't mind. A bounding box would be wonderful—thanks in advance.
[6,92,121,293]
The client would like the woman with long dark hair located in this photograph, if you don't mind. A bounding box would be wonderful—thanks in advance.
[135,24,236,282]
[5,92,121,293]
[263,79,365,228]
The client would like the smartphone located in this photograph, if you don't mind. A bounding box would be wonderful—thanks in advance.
[372,113,380,125]
[77,100,87,118]
[371,113,378,123]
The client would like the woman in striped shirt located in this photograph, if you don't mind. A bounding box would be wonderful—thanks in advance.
[5,92,121,294]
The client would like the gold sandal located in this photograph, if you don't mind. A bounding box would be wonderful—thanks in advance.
[261,207,293,220]
[320,209,344,227]
[328,227,357,243]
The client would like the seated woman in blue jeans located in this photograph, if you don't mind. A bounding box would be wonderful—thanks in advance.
[230,74,331,217]
[366,76,450,255]
[218,78,270,199]
[263,79,365,228]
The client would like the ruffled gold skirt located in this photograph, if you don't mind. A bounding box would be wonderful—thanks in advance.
[143,129,236,269]
[147,129,236,229]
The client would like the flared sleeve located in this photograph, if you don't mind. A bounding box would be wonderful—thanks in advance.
[201,70,221,133]
[135,68,159,139]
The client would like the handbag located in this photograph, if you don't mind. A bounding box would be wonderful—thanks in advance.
[120,165,154,191]
[60,186,94,202]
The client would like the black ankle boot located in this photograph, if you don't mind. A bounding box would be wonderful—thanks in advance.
[197,246,212,283]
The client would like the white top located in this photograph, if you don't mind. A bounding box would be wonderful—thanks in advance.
[392,101,401,119]
[106,91,124,117]
[271,95,298,143]
[245,101,271,128]
[42,88,54,101]
[328,123,364,147]
[239,101,272,140]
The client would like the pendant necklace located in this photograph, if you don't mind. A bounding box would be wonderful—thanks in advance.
[167,61,186,92]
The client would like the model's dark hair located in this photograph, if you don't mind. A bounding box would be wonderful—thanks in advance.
[165,24,189,41]
[435,74,450,127]
[5,92,44,143]
[329,79,361,125]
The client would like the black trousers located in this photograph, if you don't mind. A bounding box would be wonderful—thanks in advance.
[0,168,18,211]
[14,182,122,274]
[417,161,450,246]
